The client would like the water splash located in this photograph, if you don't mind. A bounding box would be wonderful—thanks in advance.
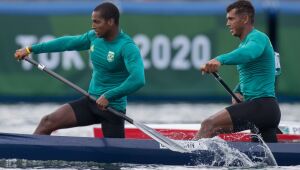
[250,134,278,166]
[176,135,277,167]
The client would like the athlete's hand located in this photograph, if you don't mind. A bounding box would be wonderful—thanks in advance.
[14,48,30,60]
[232,93,244,104]
[96,95,109,110]
[200,59,221,74]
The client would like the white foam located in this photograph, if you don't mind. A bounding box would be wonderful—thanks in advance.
[175,136,277,167]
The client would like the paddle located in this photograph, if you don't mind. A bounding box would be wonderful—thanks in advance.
[22,57,189,153]
[211,72,241,103]
[211,72,283,134]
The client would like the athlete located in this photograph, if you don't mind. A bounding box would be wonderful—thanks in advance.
[14,2,145,138]
[194,0,281,142]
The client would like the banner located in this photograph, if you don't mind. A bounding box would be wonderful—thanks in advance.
[1,2,298,101]
[277,13,300,97]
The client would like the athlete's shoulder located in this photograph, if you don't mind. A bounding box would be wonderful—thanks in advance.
[118,31,135,43]
[246,29,269,45]
[118,31,139,49]
[86,30,97,41]
[250,29,269,39]
[117,31,141,57]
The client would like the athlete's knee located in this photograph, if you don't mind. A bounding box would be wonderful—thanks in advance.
[40,114,50,123]
[34,114,56,135]
[202,118,229,137]
[39,114,58,129]
[200,118,216,136]
[202,118,213,127]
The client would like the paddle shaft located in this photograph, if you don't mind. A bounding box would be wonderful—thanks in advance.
[24,57,134,123]
[24,57,189,153]
[212,72,241,103]
[211,72,283,134]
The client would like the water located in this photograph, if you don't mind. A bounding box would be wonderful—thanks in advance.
[0,102,299,169]
[183,138,257,167]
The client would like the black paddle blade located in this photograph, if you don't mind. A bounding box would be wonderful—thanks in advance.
[133,121,190,153]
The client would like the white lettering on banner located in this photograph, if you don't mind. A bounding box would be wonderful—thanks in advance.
[191,35,211,68]
[134,34,211,70]
[171,35,191,70]
[152,35,171,70]
[39,52,60,70]
[63,51,85,70]
[15,35,86,71]
[16,34,211,71]
[133,34,151,69]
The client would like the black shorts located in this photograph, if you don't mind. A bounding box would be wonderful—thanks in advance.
[69,97,125,138]
[226,97,281,142]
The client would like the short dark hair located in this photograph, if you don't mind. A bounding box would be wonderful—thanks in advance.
[94,2,120,25]
[227,0,255,24]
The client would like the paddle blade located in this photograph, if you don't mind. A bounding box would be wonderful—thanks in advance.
[133,121,190,153]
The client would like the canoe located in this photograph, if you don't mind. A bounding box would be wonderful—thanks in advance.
[0,132,300,166]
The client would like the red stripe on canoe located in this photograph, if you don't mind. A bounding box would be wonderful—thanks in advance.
[93,128,300,142]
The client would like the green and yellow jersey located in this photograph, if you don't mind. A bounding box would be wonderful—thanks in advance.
[216,29,275,101]
[31,30,145,111]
